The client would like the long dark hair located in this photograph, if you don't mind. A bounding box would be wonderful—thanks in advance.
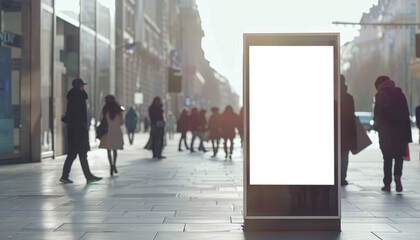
[103,95,122,120]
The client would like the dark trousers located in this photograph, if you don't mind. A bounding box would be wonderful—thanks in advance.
[383,156,403,186]
[211,139,220,156]
[223,138,234,157]
[127,131,134,145]
[61,151,93,179]
[179,132,189,150]
[190,131,200,151]
[341,150,349,181]
[151,127,164,158]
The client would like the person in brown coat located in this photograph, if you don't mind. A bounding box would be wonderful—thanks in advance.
[99,95,124,176]
[220,105,238,159]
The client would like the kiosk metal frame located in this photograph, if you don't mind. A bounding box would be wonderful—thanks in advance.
[243,33,341,231]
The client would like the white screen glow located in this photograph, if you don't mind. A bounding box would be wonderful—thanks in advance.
[249,46,334,185]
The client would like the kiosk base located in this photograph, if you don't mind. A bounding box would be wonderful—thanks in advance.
[244,219,341,231]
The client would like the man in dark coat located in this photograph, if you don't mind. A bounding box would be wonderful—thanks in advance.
[374,76,412,192]
[340,75,357,186]
[125,107,138,145]
[60,78,102,184]
[189,108,200,152]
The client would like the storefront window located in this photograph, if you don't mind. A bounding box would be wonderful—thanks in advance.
[56,0,80,24]
[40,9,54,154]
[81,0,96,30]
[81,29,96,144]
[0,1,25,155]
[42,0,53,7]
[96,39,110,120]
[97,0,114,39]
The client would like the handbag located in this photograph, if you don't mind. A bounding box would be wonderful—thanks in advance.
[404,143,410,161]
[351,117,372,155]
[96,118,108,139]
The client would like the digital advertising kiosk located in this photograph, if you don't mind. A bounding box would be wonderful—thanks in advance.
[243,33,341,231]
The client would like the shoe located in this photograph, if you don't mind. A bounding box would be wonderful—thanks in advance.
[190,150,196,153]
[229,155,232,160]
[202,149,208,153]
[158,156,167,160]
[113,166,118,174]
[110,168,113,177]
[381,185,391,192]
[341,179,348,186]
[178,149,183,152]
[86,176,102,183]
[59,177,73,184]
[395,176,403,192]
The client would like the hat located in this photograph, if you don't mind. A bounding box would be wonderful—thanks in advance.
[104,95,115,102]
[72,78,87,88]
[375,76,391,90]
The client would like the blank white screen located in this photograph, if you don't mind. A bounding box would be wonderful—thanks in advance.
[249,46,334,185]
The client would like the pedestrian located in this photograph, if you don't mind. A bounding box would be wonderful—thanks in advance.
[220,105,238,159]
[149,97,166,159]
[177,108,190,151]
[198,109,208,152]
[237,107,244,147]
[374,76,412,192]
[99,95,124,176]
[166,112,176,140]
[144,115,150,132]
[208,107,221,157]
[416,105,420,142]
[125,106,138,145]
[59,78,102,184]
[340,75,357,186]
[189,108,200,152]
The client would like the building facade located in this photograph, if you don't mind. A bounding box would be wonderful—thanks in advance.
[0,0,238,164]
[0,0,116,164]
[342,0,419,113]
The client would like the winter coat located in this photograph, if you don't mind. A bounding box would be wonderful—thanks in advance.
[66,87,90,154]
[149,105,164,127]
[416,105,420,129]
[99,109,124,150]
[374,86,412,158]
[125,107,138,132]
[189,111,200,131]
[208,113,221,140]
[341,91,357,152]
[198,112,207,132]
[220,111,238,139]
[177,113,189,133]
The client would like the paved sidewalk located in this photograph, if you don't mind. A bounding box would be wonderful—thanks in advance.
[0,131,419,239]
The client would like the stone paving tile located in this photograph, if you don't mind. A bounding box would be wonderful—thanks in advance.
[373,233,420,240]
[185,223,243,232]
[80,232,157,240]
[104,216,165,224]
[56,223,185,232]
[164,216,231,224]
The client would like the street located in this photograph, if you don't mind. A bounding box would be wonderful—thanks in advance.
[0,131,419,239]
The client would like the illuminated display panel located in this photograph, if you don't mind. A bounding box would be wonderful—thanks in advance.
[249,46,334,185]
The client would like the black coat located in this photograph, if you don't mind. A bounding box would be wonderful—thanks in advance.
[177,112,189,133]
[66,87,90,154]
[374,86,412,158]
[208,113,221,140]
[341,91,357,152]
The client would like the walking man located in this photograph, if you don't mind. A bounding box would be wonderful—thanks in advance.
[60,78,102,184]
[374,76,411,192]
